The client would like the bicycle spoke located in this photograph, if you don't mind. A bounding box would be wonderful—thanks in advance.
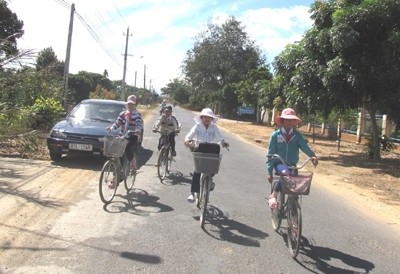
[287,198,302,258]
[200,175,209,228]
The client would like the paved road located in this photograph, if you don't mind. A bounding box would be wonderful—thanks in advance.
[0,106,399,273]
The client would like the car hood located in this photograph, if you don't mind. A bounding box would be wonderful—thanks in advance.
[51,118,111,136]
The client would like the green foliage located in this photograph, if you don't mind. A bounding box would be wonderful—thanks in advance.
[161,78,191,104]
[89,84,117,100]
[182,16,266,116]
[0,0,24,57]
[30,97,64,129]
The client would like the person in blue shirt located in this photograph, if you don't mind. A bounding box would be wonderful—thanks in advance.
[267,108,318,208]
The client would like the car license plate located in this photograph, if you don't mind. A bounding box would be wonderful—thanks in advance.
[69,143,93,151]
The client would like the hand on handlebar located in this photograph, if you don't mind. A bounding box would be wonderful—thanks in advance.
[311,156,318,167]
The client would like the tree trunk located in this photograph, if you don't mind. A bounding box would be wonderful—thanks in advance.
[366,104,381,160]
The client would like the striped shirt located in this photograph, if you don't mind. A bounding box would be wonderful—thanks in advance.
[111,110,143,133]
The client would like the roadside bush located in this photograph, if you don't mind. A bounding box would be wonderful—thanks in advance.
[30,97,64,129]
[363,134,396,159]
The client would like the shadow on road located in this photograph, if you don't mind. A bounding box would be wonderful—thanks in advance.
[160,171,192,186]
[292,237,375,273]
[0,223,162,264]
[103,188,174,216]
[201,205,268,247]
[137,147,154,168]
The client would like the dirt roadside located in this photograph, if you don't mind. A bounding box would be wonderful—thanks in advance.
[218,118,400,231]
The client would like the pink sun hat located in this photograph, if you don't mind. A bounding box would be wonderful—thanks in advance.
[126,95,137,105]
[274,108,302,126]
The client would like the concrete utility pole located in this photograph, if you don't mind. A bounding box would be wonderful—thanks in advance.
[62,3,75,109]
[121,26,132,101]
[143,64,146,90]
[134,71,137,91]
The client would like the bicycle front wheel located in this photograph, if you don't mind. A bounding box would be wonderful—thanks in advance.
[123,154,137,191]
[199,175,210,228]
[99,160,118,204]
[271,182,285,231]
[287,197,302,258]
[157,149,167,181]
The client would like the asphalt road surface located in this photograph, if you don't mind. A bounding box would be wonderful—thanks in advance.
[0,106,399,273]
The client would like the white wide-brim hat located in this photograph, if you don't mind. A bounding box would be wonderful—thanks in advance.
[194,108,219,124]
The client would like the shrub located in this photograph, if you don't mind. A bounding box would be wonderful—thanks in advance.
[30,97,64,129]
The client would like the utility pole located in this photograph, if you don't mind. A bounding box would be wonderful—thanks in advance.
[149,78,152,92]
[143,64,146,90]
[134,71,137,91]
[121,26,132,101]
[62,3,75,109]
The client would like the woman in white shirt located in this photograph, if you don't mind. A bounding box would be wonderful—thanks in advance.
[184,108,229,203]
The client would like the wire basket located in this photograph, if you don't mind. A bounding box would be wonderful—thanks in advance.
[103,136,128,158]
[192,152,222,174]
[281,171,313,195]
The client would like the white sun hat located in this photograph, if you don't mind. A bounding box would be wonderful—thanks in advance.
[194,108,219,124]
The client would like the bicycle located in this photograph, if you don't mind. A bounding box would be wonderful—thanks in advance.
[155,130,176,181]
[99,134,138,204]
[266,154,316,258]
[187,141,228,228]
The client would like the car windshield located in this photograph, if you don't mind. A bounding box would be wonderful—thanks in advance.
[68,102,125,123]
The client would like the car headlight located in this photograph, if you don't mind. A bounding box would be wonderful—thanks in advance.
[99,137,107,142]
[50,130,67,139]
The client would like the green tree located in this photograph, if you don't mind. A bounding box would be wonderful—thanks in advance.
[36,47,64,78]
[161,78,191,104]
[0,0,24,57]
[273,0,400,159]
[182,16,266,116]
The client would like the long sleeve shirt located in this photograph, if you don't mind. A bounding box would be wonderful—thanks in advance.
[266,128,315,175]
[111,110,143,133]
[153,114,181,133]
[185,123,224,148]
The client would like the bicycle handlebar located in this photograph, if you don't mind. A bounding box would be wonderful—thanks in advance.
[185,139,230,151]
[266,154,316,170]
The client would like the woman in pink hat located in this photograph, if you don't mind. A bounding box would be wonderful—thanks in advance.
[108,95,142,173]
[266,108,318,208]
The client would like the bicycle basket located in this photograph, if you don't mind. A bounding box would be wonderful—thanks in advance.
[103,136,128,158]
[192,152,222,174]
[281,171,313,195]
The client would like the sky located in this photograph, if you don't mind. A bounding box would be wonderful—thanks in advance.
[7,0,315,93]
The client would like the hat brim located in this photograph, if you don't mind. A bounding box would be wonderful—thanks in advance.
[274,115,301,126]
[194,114,218,124]
[126,101,136,105]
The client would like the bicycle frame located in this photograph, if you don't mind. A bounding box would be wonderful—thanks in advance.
[267,154,315,258]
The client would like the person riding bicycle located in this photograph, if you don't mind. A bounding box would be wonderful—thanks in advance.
[267,108,318,208]
[159,99,167,114]
[152,105,181,157]
[107,95,143,171]
[184,108,229,203]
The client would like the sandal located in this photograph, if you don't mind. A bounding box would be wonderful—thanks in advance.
[268,196,278,209]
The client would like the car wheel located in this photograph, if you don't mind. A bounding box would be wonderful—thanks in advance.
[49,150,62,161]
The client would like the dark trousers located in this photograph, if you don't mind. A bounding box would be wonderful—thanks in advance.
[158,133,176,152]
[125,135,138,161]
[191,143,220,193]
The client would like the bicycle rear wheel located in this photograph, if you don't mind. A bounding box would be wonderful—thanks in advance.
[157,149,167,181]
[99,160,118,204]
[287,197,302,258]
[271,181,285,231]
[199,175,210,228]
[123,154,137,191]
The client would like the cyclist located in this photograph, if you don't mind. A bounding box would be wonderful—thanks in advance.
[267,108,318,208]
[152,105,181,157]
[184,108,229,203]
[159,99,167,114]
[107,95,143,171]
